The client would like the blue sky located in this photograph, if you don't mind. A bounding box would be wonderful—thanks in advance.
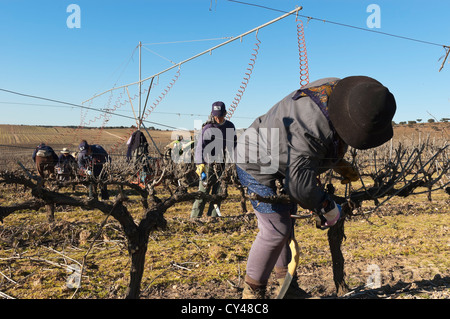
[0,0,449,130]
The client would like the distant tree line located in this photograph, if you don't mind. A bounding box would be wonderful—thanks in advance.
[393,118,450,125]
[22,125,163,130]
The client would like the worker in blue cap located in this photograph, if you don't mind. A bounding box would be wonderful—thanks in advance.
[191,101,237,218]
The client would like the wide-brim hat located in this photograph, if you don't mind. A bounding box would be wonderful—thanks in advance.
[61,148,70,154]
[211,101,227,117]
[328,76,396,150]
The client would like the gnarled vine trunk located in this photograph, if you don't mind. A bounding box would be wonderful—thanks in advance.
[327,212,349,296]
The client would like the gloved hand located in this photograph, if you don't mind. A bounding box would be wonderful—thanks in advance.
[314,200,342,230]
[195,164,206,178]
[333,159,359,184]
[78,167,86,177]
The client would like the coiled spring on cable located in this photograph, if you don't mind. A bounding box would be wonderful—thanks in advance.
[108,67,181,155]
[226,33,261,120]
[142,67,181,122]
[45,90,119,147]
[92,90,123,144]
[296,17,309,88]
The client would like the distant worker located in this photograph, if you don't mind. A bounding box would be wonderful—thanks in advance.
[126,130,149,164]
[56,148,77,181]
[77,140,111,200]
[166,134,184,159]
[32,142,58,179]
[165,134,183,152]
[191,101,237,218]
[166,134,194,164]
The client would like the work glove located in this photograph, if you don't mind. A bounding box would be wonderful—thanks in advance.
[314,200,342,230]
[333,159,359,184]
[78,167,86,177]
[195,164,206,178]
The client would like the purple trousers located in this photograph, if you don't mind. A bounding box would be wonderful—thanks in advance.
[246,209,295,285]
[237,166,297,285]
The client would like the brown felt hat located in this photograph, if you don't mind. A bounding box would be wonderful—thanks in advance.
[328,76,396,150]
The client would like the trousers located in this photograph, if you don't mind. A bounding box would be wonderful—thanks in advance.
[190,164,223,218]
[35,156,56,178]
[236,165,297,285]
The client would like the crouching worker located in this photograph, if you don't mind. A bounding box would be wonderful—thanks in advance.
[56,148,77,181]
[32,142,58,179]
[235,76,396,298]
[77,140,111,200]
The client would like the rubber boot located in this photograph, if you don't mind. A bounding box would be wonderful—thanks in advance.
[191,181,207,218]
[100,184,109,200]
[88,184,97,200]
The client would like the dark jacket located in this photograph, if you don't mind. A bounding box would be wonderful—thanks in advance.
[32,145,58,163]
[235,78,347,210]
[195,119,237,165]
[77,144,110,175]
[126,130,149,162]
[57,153,76,172]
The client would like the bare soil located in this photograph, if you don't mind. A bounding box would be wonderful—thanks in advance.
[2,194,448,300]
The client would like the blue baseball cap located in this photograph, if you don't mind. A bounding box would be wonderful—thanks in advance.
[79,141,89,151]
[211,101,226,117]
